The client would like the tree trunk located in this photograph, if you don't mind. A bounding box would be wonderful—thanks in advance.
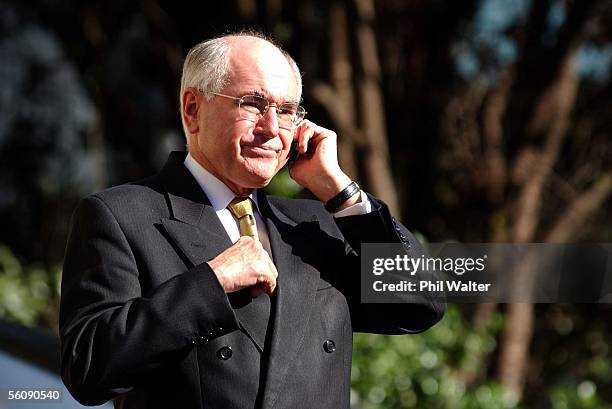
[497,47,580,400]
[352,0,399,216]
[310,0,398,214]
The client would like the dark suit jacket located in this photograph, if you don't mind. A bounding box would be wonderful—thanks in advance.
[60,151,444,409]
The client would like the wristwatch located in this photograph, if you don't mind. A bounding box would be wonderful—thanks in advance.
[324,181,360,212]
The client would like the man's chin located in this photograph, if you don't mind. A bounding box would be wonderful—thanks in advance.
[238,170,276,190]
[250,173,273,186]
[242,161,280,184]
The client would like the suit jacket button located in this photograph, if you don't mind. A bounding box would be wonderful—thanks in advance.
[217,346,233,360]
[323,340,336,353]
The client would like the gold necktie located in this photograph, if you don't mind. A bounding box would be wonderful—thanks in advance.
[227,197,259,240]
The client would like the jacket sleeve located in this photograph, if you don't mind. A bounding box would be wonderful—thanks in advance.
[333,194,446,334]
[59,195,239,405]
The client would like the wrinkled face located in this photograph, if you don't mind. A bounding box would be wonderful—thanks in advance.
[188,38,299,194]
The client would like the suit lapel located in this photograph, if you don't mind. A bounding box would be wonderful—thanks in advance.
[157,152,267,350]
[160,217,230,267]
[158,152,233,266]
[258,191,320,409]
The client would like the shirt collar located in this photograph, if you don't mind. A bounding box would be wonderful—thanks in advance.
[183,152,260,213]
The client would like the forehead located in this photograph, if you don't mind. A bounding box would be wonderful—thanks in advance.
[225,38,298,101]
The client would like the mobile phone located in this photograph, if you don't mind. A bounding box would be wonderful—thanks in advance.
[288,141,299,164]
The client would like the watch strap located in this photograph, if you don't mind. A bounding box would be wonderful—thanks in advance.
[324,181,360,212]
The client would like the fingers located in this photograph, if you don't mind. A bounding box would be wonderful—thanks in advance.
[295,120,337,155]
[262,250,279,279]
[296,121,314,154]
[207,236,278,295]
[296,120,322,154]
[252,271,276,296]
[251,256,277,295]
[257,249,278,295]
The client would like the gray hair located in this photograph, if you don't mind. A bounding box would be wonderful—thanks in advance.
[179,33,302,140]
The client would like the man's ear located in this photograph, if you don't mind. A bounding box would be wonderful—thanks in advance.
[182,88,201,135]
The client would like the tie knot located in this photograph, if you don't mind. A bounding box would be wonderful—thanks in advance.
[228,197,258,240]
[228,197,255,219]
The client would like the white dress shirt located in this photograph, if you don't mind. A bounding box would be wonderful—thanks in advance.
[183,153,371,260]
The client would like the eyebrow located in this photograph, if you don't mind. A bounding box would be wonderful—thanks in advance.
[250,90,266,98]
[247,90,299,105]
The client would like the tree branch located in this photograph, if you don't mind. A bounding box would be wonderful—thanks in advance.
[546,172,612,242]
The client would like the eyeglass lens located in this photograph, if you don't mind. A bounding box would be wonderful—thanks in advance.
[239,95,304,129]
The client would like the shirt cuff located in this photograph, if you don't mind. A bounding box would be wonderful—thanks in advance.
[333,190,372,218]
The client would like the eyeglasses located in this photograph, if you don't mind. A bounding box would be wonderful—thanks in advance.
[212,92,307,130]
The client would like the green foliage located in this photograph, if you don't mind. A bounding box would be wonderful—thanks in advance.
[550,381,611,409]
[351,305,518,409]
[0,245,60,327]
[264,167,304,198]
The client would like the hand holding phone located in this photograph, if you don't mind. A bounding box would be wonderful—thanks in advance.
[286,120,352,203]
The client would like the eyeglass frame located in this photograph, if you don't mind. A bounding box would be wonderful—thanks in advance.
[210,92,307,130]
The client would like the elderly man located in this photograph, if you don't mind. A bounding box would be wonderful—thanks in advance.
[60,33,444,409]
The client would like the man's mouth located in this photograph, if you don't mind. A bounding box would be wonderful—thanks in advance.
[242,145,280,158]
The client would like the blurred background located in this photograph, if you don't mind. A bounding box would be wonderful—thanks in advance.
[0,0,611,408]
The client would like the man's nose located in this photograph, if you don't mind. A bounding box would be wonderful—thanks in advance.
[256,107,280,138]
